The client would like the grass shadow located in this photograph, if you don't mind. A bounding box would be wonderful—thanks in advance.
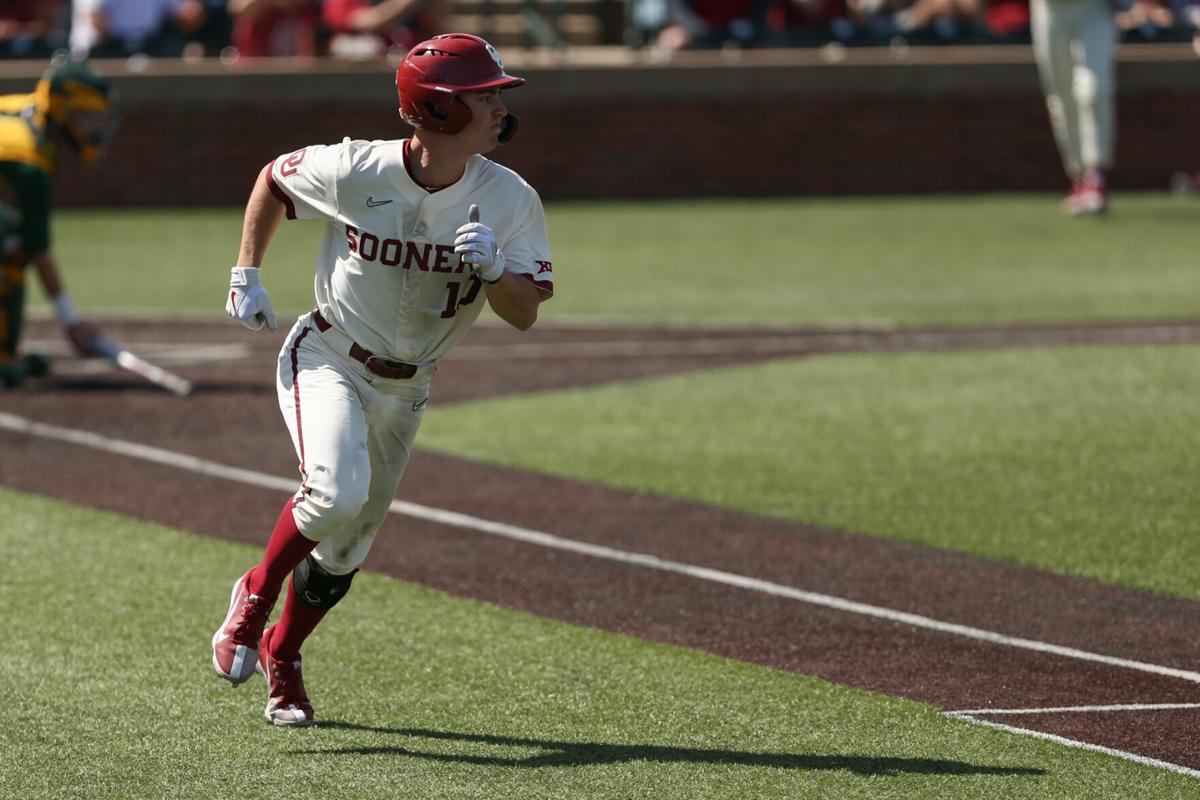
[289,722,1045,777]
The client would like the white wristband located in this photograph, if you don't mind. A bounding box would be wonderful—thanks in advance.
[54,294,79,326]
[230,266,261,287]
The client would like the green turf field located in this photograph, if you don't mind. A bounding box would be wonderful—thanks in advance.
[43,194,1200,325]
[3,489,1193,800]
[9,195,1200,792]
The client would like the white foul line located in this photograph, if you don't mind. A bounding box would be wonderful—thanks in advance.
[4,409,1200,693]
[3,409,1199,685]
[947,703,1200,716]
[0,412,297,495]
[947,714,1200,779]
[6,411,1200,777]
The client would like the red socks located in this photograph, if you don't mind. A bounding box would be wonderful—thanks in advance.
[269,577,329,661]
[246,499,346,660]
[247,499,317,601]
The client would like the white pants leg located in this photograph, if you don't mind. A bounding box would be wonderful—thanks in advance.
[276,313,432,575]
[1074,2,1117,170]
[1033,0,1084,178]
[1032,0,1117,178]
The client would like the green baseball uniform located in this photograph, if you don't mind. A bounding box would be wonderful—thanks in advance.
[0,87,58,369]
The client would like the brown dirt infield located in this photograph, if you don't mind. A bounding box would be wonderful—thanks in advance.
[4,316,1200,772]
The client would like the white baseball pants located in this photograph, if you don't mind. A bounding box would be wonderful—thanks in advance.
[1031,0,1118,178]
[276,312,433,575]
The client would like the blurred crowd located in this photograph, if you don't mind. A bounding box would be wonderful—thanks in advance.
[630,0,1200,51]
[1,0,442,61]
[2,0,1199,61]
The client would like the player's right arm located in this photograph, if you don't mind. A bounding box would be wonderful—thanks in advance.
[236,163,285,268]
[239,142,341,263]
[226,143,343,331]
[226,164,285,331]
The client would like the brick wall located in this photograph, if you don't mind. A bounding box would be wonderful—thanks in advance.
[1,45,1196,205]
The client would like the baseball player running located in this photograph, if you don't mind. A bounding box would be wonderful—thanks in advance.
[212,32,554,726]
[1031,0,1123,215]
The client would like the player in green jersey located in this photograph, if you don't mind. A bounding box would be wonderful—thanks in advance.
[0,55,118,389]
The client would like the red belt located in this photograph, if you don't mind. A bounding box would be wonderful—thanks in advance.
[311,310,419,380]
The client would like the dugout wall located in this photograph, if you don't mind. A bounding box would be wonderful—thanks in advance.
[0,44,1196,205]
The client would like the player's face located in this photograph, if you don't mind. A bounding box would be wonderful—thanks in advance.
[62,106,120,163]
[458,90,508,154]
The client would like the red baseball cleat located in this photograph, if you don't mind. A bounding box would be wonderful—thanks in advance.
[1065,169,1108,216]
[257,626,315,727]
[211,570,275,685]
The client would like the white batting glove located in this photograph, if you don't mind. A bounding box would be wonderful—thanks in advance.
[454,204,505,283]
[226,266,277,331]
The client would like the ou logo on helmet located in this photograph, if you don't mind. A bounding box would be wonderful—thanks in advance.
[485,43,504,70]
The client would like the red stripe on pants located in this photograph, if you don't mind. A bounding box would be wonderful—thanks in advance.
[291,326,312,472]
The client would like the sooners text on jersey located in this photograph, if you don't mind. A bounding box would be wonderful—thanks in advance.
[346,226,472,274]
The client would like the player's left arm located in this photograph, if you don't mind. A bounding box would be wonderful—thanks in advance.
[483,272,545,331]
[454,192,553,331]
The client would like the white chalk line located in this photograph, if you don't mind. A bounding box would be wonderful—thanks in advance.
[945,702,1200,777]
[3,409,1199,681]
[23,339,249,374]
[947,702,1200,716]
[3,410,1200,778]
[946,714,1200,779]
[1,410,1198,685]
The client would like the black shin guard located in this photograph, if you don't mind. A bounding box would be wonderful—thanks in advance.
[293,555,357,609]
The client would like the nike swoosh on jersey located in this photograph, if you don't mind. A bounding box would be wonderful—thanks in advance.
[366,196,393,207]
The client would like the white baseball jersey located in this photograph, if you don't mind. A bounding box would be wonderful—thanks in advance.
[267,137,554,363]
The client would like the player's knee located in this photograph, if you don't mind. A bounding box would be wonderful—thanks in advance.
[294,465,371,535]
[1074,70,1110,107]
[325,479,371,523]
[292,554,357,610]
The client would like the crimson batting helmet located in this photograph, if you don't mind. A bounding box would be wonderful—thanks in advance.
[396,33,525,143]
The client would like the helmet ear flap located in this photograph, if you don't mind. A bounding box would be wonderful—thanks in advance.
[400,90,471,134]
[424,99,450,122]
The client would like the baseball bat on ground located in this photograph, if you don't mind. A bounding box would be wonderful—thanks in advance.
[86,335,193,396]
